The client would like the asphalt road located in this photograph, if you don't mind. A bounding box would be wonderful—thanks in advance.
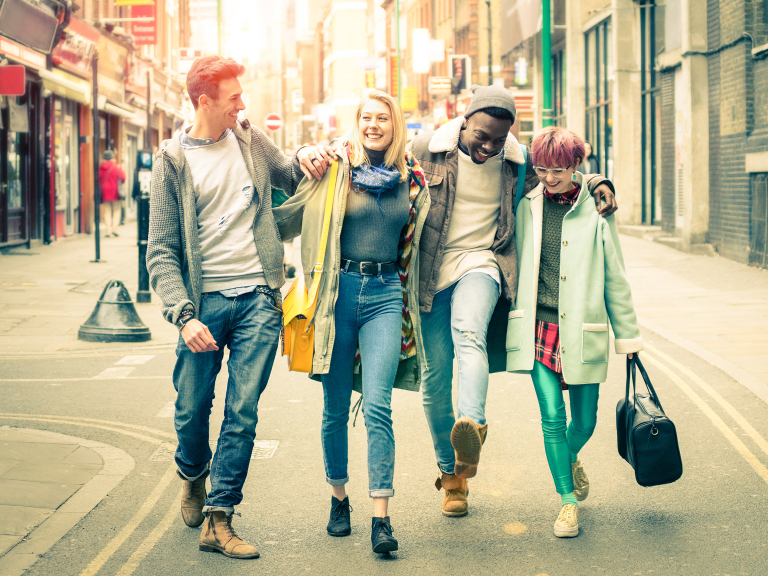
[1,326,767,576]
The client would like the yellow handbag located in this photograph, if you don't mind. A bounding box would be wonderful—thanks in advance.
[281,160,339,372]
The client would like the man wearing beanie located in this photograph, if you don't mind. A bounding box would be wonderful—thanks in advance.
[410,84,617,517]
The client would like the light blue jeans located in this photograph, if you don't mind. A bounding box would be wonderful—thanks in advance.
[420,272,500,474]
[321,269,403,498]
[172,289,282,513]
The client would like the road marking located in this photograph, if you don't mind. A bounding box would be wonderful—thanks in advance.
[79,464,177,576]
[0,376,168,382]
[94,367,135,379]
[115,355,155,365]
[642,352,768,485]
[0,415,167,445]
[156,402,175,418]
[115,496,178,576]
[0,344,176,361]
[644,343,768,459]
[0,413,175,440]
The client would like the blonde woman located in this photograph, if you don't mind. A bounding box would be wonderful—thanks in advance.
[273,91,430,554]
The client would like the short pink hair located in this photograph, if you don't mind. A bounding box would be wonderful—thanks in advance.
[187,56,245,110]
[531,126,586,169]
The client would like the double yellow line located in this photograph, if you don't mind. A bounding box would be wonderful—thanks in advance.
[642,343,768,484]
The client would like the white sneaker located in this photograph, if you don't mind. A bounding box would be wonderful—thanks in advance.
[554,504,579,538]
[572,459,590,501]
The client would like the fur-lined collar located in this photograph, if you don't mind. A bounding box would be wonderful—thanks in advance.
[427,116,525,165]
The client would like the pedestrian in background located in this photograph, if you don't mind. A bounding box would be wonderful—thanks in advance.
[508,126,643,538]
[147,54,335,560]
[273,90,430,554]
[578,141,599,174]
[408,85,617,519]
[98,150,126,237]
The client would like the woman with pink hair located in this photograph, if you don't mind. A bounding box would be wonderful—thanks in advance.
[507,126,644,538]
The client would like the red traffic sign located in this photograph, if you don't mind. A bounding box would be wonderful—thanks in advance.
[0,65,26,96]
[264,113,284,131]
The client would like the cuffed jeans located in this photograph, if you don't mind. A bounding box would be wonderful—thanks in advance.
[321,269,403,498]
[173,289,282,512]
[420,272,500,474]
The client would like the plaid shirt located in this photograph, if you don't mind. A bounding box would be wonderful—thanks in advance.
[534,184,580,389]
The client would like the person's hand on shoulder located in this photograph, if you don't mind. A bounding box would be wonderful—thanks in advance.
[297,145,339,181]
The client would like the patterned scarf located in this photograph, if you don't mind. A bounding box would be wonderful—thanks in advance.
[350,162,402,210]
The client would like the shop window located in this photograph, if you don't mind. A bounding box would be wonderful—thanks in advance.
[552,49,566,126]
[750,173,768,268]
[584,18,613,180]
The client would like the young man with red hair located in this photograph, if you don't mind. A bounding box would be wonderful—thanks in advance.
[508,126,642,537]
[409,85,617,518]
[147,55,335,559]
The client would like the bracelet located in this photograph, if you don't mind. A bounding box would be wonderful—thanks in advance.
[178,311,194,330]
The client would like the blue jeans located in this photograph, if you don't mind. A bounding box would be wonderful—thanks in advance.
[321,269,403,498]
[420,272,500,474]
[173,289,282,513]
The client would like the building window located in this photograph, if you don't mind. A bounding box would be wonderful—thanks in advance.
[584,18,613,179]
[750,173,768,268]
[552,49,566,126]
[640,0,662,224]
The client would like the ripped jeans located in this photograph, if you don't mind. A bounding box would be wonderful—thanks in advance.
[420,272,500,475]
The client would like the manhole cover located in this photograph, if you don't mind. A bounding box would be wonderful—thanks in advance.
[149,440,279,461]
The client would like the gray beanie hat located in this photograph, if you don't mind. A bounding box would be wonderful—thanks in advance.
[464,84,516,122]
[103,150,115,160]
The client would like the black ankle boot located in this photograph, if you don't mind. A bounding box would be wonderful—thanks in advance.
[371,516,398,553]
[327,496,352,536]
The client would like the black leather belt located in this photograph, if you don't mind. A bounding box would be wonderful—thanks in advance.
[341,259,398,275]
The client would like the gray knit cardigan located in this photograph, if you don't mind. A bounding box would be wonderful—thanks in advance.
[146,118,303,328]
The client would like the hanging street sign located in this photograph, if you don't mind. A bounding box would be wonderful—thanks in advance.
[0,64,25,96]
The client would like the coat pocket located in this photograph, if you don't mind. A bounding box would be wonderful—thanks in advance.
[581,323,609,363]
[506,309,525,351]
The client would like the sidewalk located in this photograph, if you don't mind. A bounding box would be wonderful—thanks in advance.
[0,428,134,576]
[621,234,768,404]
[0,222,178,356]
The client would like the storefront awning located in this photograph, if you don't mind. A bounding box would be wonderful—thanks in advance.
[39,69,91,104]
[97,95,137,119]
[155,100,185,120]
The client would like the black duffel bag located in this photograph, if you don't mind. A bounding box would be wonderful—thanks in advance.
[617,355,683,487]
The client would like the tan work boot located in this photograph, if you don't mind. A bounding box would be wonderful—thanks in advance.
[199,511,260,559]
[435,470,469,517]
[178,469,209,528]
[451,417,489,479]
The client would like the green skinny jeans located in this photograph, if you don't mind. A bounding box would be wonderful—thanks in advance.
[531,361,600,495]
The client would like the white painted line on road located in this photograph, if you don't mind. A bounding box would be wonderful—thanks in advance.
[643,352,768,485]
[645,343,768,459]
[115,355,155,365]
[156,401,175,418]
[115,496,178,576]
[79,464,177,576]
[94,367,135,379]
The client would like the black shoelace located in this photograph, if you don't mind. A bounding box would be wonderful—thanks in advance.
[331,499,353,522]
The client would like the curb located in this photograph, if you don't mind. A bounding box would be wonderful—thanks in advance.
[638,316,768,407]
[0,428,135,576]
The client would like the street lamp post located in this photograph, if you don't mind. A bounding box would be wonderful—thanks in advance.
[396,0,401,104]
[91,52,101,263]
[486,0,493,85]
[541,0,553,127]
[136,68,152,303]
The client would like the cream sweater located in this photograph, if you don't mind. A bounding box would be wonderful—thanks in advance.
[436,148,503,291]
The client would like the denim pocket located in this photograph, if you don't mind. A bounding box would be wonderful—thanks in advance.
[506,309,525,351]
[581,323,609,363]
[380,273,402,285]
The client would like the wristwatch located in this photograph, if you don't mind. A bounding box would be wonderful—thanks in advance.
[177,311,194,330]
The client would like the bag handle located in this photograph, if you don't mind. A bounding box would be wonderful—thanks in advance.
[626,355,664,412]
[514,143,527,211]
[304,160,339,319]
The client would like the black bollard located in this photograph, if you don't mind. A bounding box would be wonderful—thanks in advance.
[78,280,151,342]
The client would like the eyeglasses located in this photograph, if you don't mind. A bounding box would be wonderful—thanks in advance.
[533,167,569,176]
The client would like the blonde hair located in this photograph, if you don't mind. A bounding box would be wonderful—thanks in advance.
[347,91,408,182]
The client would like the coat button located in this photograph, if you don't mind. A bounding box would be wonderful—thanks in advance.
[561,347,565,354]
[561,312,566,318]
[562,240,568,246]
[561,275,566,281]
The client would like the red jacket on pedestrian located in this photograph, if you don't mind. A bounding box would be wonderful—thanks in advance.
[99,160,126,202]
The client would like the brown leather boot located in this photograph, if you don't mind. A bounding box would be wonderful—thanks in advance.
[178,469,209,528]
[435,470,469,517]
[199,511,260,559]
[451,417,489,479]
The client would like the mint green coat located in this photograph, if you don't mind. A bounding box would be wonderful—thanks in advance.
[506,173,644,384]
